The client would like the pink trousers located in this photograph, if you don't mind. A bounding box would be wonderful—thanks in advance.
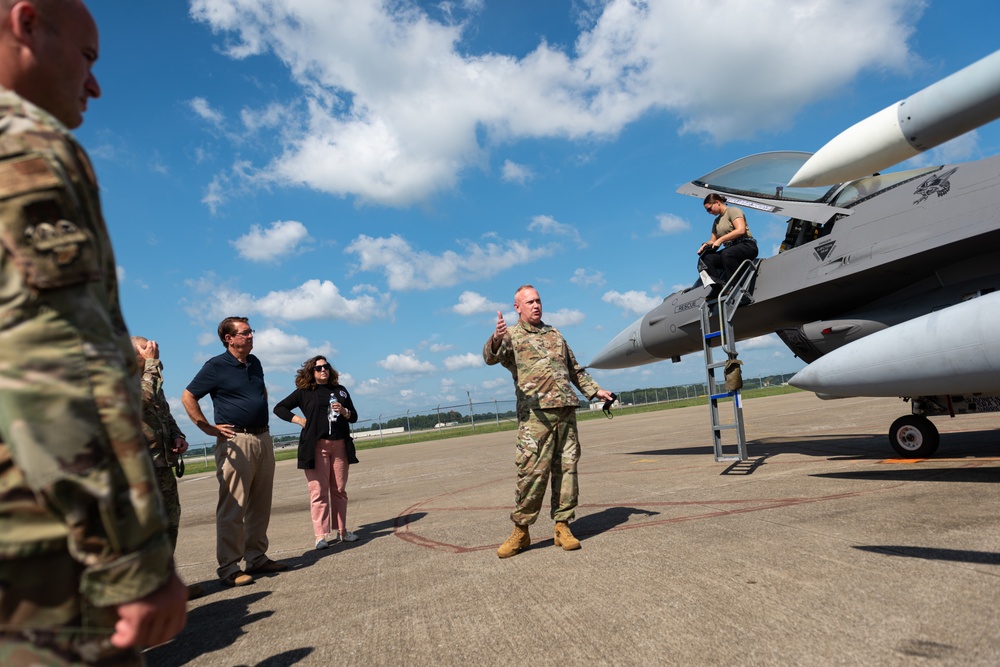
[304,438,349,539]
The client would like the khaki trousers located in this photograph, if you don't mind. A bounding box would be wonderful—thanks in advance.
[215,431,275,579]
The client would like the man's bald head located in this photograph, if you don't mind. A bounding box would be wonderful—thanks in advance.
[0,0,100,128]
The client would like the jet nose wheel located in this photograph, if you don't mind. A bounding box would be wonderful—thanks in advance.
[888,415,940,457]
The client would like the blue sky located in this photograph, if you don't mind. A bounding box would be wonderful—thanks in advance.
[78,0,1000,435]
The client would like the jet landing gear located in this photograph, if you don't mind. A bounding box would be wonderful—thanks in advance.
[888,415,940,457]
[889,394,1000,457]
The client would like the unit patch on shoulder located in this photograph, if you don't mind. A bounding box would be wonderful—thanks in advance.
[0,155,61,199]
[25,219,89,266]
[0,195,100,290]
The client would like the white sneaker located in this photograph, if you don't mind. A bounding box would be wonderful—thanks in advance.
[315,538,329,550]
[340,531,359,542]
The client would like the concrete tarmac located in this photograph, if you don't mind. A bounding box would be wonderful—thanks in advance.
[147,393,1000,666]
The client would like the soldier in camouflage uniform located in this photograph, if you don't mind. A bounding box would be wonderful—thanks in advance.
[0,1,187,664]
[133,336,206,602]
[484,285,614,558]
[132,337,188,551]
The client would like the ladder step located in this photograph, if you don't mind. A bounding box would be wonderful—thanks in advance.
[700,259,757,464]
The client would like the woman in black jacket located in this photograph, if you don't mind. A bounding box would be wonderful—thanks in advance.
[274,356,359,549]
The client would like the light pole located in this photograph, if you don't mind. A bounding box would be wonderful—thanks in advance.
[378,413,383,444]
[467,391,475,431]
[406,409,411,438]
[436,404,441,427]
[493,398,499,426]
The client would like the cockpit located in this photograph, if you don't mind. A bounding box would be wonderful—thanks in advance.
[687,151,941,252]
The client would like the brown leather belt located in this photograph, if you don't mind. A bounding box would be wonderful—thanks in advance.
[232,425,269,435]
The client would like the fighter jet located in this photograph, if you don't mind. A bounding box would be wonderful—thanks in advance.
[589,49,1000,458]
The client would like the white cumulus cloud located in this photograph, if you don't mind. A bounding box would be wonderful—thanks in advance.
[544,308,585,327]
[443,353,482,371]
[528,214,585,249]
[347,234,552,290]
[190,0,923,208]
[453,290,506,315]
[186,275,393,323]
[248,327,336,372]
[190,96,224,125]
[602,289,662,315]
[655,213,690,235]
[570,268,605,287]
[378,352,436,374]
[232,220,312,262]
[502,159,533,185]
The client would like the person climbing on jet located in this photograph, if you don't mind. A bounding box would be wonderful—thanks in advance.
[697,193,758,288]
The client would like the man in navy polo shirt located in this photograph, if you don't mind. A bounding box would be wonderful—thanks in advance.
[182,316,287,586]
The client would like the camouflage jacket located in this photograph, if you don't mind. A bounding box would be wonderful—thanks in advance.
[483,319,601,411]
[0,89,172,606]
[139,359,185,468]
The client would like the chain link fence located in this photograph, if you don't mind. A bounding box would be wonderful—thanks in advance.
[181,373,797,465]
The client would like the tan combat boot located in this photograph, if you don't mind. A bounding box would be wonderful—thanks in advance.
[497,524,530,558]
[553,521,581,550]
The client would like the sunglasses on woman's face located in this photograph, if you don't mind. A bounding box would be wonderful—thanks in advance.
[314,364,331,372]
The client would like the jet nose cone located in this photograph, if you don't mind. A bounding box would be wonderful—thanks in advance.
[589,317,654,369]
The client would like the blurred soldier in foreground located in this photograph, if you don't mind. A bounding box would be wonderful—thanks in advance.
[484,285,614,558]
[0,1,187,664]
[133,336,204,600]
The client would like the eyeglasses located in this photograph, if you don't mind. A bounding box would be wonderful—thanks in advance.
[230,329,254,338]
[314,364,331,372]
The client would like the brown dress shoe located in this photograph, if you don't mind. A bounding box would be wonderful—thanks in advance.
[221,571,254,587]
[187,583,206,599]
[247,559,288,574]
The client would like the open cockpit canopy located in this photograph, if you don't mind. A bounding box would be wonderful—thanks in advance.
[691,150,940,207]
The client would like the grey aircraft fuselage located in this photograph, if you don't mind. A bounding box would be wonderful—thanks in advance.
[589,151,1000,373]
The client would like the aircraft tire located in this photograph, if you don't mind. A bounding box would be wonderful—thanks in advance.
[888,415,940,457]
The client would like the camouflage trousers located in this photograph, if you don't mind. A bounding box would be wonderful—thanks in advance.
[511,406,580,525]
[155,466,180,554]
[0,550,142,666]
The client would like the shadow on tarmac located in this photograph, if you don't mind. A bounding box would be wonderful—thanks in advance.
[145,591,278,666]
[854,545,1000,565]
[568,506,660,542]
[628,434,888,458]
[366,511,427,538]
[253,649,316,666]
[813,467,1000,483]
[629,429,1000,461]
